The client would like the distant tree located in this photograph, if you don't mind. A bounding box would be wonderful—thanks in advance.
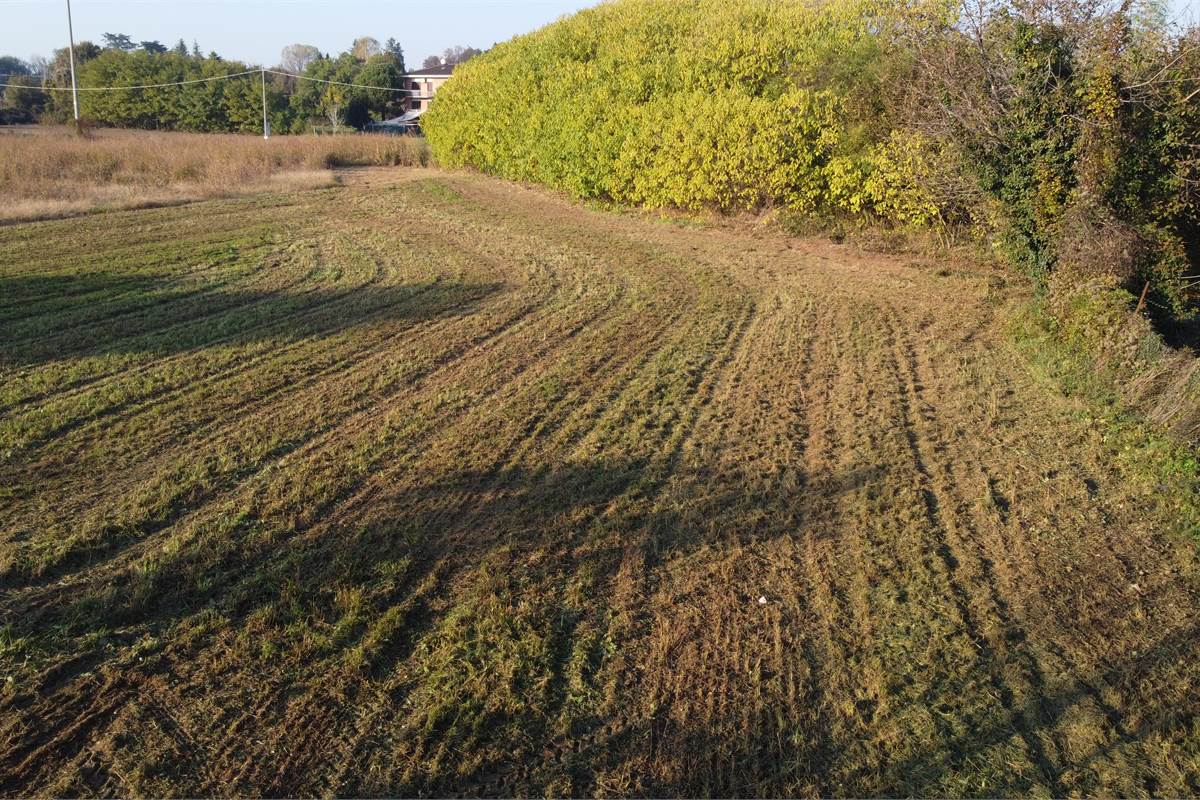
[101,33,136,51]
[351,36,381,61]
[39,40,99,121]
[320,86,346,131]
[422,55,442,69]
[191,40,202,58]
[207,51,222,62]
[172,39,188,57]
[0,55,31,76]
[356,54,406,117]
[345,95,372,129]
[46,40,99,86]
[288,51,394,130]
[441,45,482,66]
[288,55,331,128]
[28,55,49,76]
[384,37,406,72]
[140,41,168,55]
[64,47,286,132]
[217,68,287,133]
[280,43,322,74]
[0,58,37,122]
[2,75,46,122]
[289,53,360,130]
[78,42,102,64]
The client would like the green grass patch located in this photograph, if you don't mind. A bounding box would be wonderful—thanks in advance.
[1010,301,1200,537]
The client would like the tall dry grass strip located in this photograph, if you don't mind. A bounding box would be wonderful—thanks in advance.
[0,127,429,222]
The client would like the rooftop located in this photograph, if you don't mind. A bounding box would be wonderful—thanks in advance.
[403,65,456,78]
[372,110,424,127]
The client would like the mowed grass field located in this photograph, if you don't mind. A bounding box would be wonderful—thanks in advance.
[2,168,1200,797]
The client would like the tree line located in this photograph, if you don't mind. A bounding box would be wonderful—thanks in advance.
[0,36,482,131]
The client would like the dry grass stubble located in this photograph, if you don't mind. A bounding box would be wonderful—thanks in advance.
[0,168,1197,797]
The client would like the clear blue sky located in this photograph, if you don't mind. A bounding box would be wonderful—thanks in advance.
[0,0,598,67]
[1,0,1195,68]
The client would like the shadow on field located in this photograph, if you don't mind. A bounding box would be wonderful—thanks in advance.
[864,610,1200,797]
[0,272,504,366]
[3,453,1200,796]
[1159,312,1200,352]
[2,455,871,791]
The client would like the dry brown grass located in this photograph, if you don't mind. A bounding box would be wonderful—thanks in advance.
[0,126,429,223]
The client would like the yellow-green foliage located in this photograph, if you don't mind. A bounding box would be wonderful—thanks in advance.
[425,0,934,218]
[827,131,953,227]
[615,89,841,211]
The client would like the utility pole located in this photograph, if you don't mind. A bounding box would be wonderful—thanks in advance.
[65,0,80,129]
[261,67,270,139]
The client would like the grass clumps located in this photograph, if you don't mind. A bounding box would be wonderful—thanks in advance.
[1011,296,1200,536]
[1038,272,1200,445]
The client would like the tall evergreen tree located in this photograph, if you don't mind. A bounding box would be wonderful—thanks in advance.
[101,33,136,51]
[384,38,406,73]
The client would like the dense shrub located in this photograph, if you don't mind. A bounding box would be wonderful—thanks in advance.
[425,0,910,215]
[424,0,1198,323]
[902,1,1199,311]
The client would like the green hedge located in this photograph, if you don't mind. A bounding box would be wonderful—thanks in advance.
[424,0,938,220]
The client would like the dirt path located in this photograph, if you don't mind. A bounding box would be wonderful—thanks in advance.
[1,168,1198,797]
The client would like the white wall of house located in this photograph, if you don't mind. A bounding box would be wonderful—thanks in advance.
[405,73,452,112]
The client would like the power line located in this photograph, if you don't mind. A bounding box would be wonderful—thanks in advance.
[0,68,415,94]
[0,69,261,91]
[1,65,423,140]
[266,69,413,93]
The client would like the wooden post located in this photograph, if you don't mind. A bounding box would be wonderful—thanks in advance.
[1135,281,1150,315]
